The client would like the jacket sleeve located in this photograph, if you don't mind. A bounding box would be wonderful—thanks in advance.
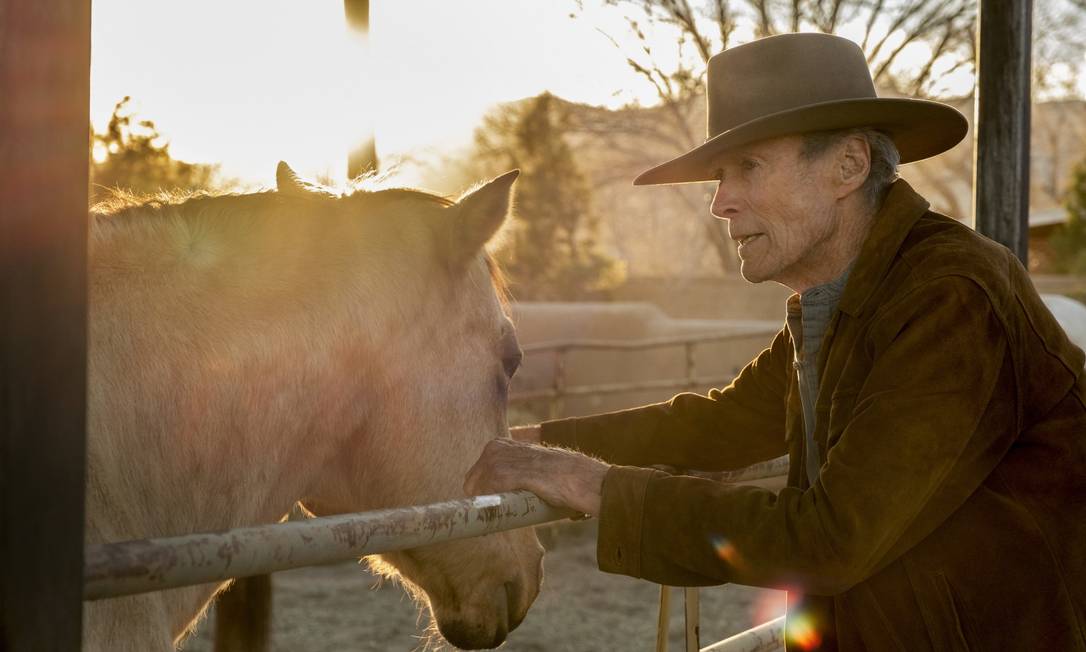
[539,326,792,472]
[594,276,1016,592]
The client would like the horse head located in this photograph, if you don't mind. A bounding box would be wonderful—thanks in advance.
[280,164,543,649]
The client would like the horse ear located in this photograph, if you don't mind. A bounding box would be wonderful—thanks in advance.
[447,170,519,268]
[276,161,336,198]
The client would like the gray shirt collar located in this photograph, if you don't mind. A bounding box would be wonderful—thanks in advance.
[786,264,854,360]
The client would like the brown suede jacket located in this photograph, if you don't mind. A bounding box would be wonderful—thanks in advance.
[541,180,1086,651]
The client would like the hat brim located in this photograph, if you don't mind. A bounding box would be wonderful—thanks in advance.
[632,97,968,186]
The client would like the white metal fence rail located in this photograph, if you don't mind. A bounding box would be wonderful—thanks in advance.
[701,616,786,652]
[511,328,780,419]
[85,491,574,601]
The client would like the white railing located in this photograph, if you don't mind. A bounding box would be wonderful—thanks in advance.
[701,616,786,652]
[511,328,780,419]
[85,491,574,600]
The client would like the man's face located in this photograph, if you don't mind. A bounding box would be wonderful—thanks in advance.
[709,135,842,290]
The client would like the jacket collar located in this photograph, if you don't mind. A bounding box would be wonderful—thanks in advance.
[838,179,930,317]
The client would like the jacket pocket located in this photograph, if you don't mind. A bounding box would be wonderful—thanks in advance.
[903,561,972,651]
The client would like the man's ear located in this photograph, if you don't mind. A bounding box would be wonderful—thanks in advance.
[837,135,871,199]
[444,170,519,269]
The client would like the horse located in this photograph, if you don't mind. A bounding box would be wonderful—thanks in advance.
[83,163,543,651]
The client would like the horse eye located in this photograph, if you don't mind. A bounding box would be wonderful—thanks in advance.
[502,350,523,379]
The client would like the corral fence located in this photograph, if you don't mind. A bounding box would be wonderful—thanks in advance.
[512,328,781,420]
[86,493,784,652]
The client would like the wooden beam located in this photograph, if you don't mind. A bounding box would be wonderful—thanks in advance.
[973,0,1033,263]
[213,575,272,652]
[344,0,377,178]
[344,0,370,31]
[0,1,90,649]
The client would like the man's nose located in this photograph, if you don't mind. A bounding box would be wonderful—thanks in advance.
[710,180,740,219]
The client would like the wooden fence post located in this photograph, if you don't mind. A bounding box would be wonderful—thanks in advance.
[214,575,273,652]
[550,349,567,419]
[0,1,91,648]
[974,0,1032,263]
[684,342,697,391]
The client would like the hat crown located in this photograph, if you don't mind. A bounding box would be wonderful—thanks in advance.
[707,33,876,139]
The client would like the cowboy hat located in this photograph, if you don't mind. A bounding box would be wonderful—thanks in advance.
[633,32,968,186]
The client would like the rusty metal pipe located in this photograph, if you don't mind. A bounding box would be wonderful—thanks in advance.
[84,491,575,601]
[700,615,785,652]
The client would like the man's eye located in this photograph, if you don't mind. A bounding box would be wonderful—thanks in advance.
[741,159,759,171]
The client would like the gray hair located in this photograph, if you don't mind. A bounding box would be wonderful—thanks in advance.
[800,128,900,209]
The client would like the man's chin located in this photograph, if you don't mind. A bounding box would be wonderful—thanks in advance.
[738,264,766,284]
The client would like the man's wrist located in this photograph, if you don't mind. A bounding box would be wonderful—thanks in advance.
[565,456,608,517]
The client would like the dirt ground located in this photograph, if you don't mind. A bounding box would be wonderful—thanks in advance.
[182,520,786,652]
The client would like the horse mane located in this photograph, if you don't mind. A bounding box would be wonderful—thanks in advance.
[90,184,511,308]
[90,184,455,218]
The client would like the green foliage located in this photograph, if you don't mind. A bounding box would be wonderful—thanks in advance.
[473,93,625,301]
[90,97,224,200]
[1052,158,1086,275]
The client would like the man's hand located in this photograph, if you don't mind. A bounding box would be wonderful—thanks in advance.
[464,439,609,517]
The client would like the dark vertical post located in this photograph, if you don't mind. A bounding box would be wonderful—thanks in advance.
[552,349,567,419]
[683,587,700,651]
[684,342,696,391]
[656,586,671,652]
[344,0,377,178]
[0,1,90,650]
[213,575,273,652]
[973,0,1032,264]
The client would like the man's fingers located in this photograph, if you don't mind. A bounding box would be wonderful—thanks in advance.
[463,439,608,515]
[464,439,520,495]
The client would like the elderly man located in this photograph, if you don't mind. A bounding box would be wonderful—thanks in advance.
[466,33,1086,650]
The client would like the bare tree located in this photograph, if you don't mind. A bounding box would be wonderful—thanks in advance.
[571,0,1086,273]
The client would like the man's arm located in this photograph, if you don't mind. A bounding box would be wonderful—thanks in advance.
[474,276,1026,592]
[467,328,794,520]
[537,326,793,472]
[595,275,1018,590]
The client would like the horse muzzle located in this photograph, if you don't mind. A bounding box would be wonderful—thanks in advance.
[436,581,526,650]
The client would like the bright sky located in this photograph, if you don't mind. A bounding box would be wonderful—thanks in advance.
[91,0,652,187]
[91,2,1080,189]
